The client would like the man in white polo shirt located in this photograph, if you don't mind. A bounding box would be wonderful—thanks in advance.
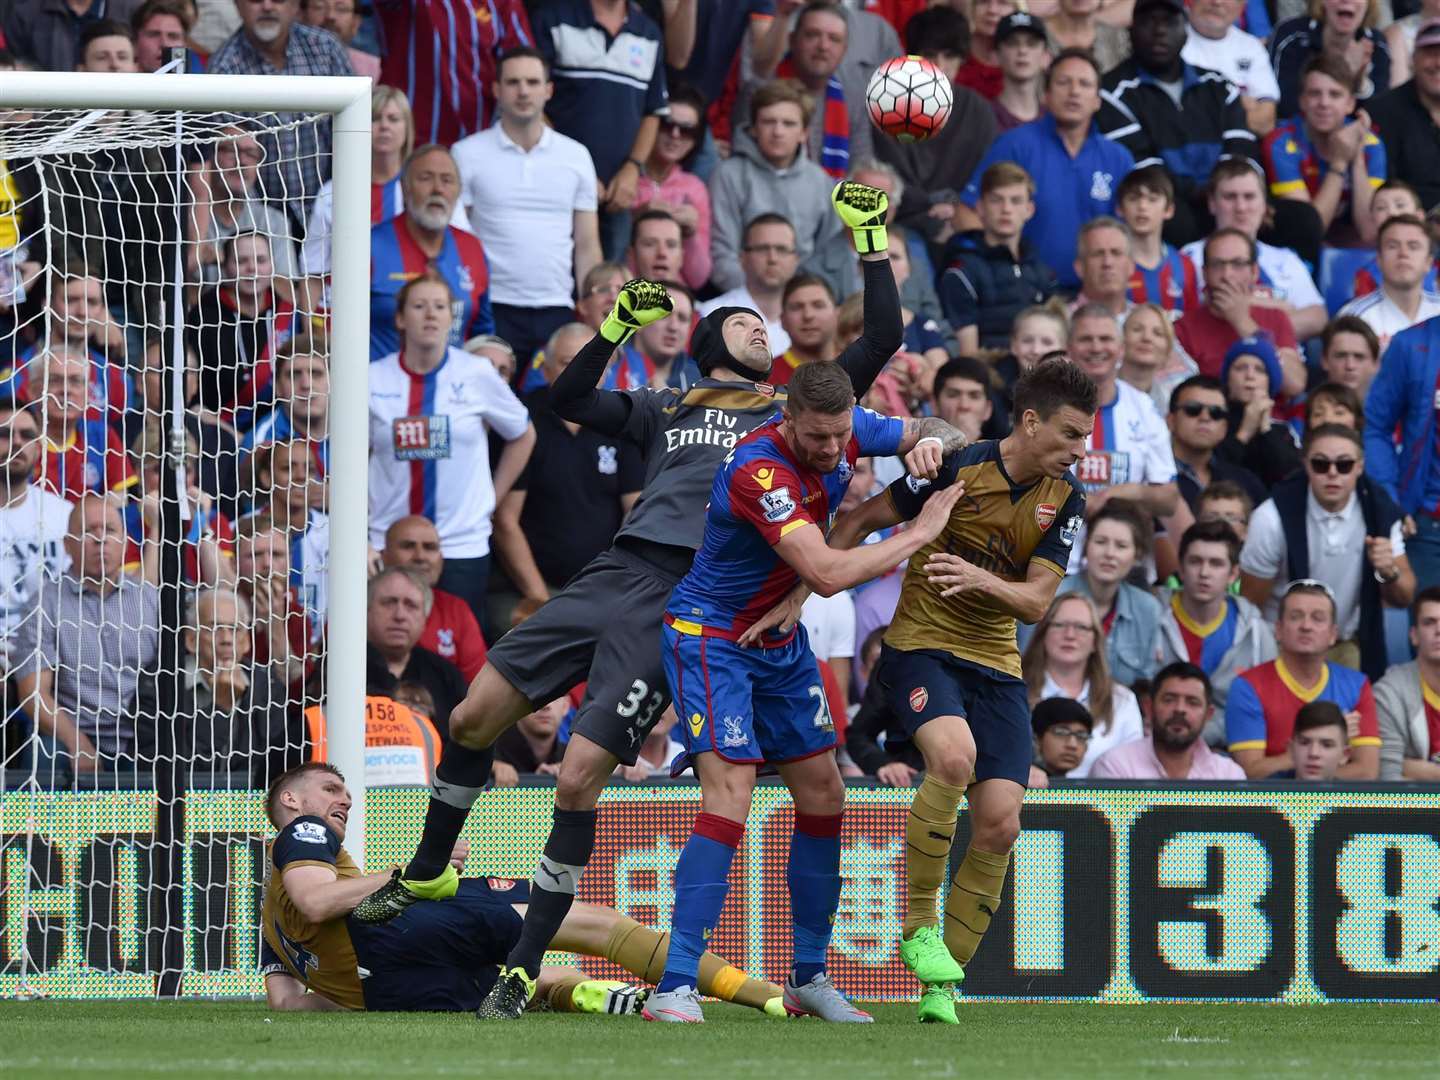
[1181,158,1327,341]
[1337,214,1440,353]
[453,46,603,370]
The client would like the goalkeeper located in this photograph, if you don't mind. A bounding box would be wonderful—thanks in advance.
[261,762,782,1015]
[354,183,917,1022]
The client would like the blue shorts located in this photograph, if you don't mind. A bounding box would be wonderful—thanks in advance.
[875,644,1033,786]
[348,876,530,1012]
[661,621,837,767]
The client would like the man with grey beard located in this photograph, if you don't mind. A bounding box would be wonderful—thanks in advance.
[369,144,495,360]
[209,0,354,216]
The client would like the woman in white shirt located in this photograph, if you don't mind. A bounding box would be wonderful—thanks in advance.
[1022,592,1145,777]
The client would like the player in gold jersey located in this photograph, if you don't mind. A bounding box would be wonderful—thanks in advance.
[260,763,782,1016]
[830,358,1097,1024]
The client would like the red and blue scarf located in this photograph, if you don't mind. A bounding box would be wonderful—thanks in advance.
[776,57,849,178]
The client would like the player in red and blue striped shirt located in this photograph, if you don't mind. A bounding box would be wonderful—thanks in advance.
[650,361,967,1023]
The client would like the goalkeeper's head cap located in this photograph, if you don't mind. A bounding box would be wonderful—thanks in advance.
[693,305,771,381]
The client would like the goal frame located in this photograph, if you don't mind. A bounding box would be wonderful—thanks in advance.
[0,71,373,859]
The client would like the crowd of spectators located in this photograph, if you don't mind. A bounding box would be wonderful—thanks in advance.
[2,0,1440,790]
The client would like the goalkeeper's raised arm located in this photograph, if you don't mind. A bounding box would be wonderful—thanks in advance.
[830,181,904,398]
[548,279,674,436]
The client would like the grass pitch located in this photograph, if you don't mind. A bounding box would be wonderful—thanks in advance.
[1,1000,1434,1079]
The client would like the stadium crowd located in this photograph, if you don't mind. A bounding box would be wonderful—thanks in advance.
[3,0,1440,791]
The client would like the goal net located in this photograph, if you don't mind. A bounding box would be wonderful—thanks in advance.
[0,72,370,999]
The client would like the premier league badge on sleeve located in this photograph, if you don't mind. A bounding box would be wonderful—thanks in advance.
[759,487,796,523]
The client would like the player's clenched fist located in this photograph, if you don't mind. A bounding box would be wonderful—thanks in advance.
[600,278,673,344]
[831,180,889,255]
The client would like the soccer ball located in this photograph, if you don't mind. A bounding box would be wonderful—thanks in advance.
[865,55,954,143]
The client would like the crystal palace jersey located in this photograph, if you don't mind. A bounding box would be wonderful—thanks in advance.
[369,214,493,360]
[666,407,904,639]
[1226,658,1380,755]
[884,441,1086,679]
[1128,244,1200,315]
[368,347,530,557]
[259,815,365,1010]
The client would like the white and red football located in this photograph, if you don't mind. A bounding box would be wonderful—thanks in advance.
[865,55,954,143]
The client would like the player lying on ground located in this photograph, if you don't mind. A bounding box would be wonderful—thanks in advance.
[261,762,783,1015]
[643,361,969,1024]
[754,358,1095,1025]
[354,182,969,1021]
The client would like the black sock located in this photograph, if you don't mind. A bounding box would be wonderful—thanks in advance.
[505,808,598,978]
[405,743,493,879]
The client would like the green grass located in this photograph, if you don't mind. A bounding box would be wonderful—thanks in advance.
[1,1001,1435,1079]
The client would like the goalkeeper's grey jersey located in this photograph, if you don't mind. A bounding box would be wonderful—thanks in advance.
[612,379,784,552]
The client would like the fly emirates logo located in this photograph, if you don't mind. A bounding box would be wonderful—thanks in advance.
[664,408,742,452]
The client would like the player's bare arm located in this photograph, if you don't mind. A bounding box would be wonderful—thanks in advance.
[283,863,402,924]
[737,484,929,647]
[265,971,345,1012]
[922,556,1066,625]
[773,482,962,597]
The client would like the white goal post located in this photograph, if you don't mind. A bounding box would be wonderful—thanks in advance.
[0,71,371,860]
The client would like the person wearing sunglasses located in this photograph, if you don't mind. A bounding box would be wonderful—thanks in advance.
[1168,374,1267,514]
[633,84,712,292]
[1214,335,1303,488]
[1239,423,1414,683]
[1225,580,1382,780]
[1091,662,1246,780]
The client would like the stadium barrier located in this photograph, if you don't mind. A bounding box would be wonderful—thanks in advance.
[1,782,1437,1002]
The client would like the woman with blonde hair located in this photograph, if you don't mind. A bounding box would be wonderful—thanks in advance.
[1120,302,1197,413]
[302,85,462,274]
[1022,592,1145,776]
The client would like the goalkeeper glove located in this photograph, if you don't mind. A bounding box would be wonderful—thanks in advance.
[832,180,889,256]
[600,278,673,345]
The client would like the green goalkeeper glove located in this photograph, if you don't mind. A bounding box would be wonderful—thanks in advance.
[832,180,889,256]
[600,278,673,345]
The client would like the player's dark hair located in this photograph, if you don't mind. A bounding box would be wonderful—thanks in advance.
[220,228,272,266]
[1304,382,1362,432]
[1293,700,1347,737]
[1044,47,1102,88]
[1203,226,1257,266]
[265,762,345,828]
[1178,519,1242,567]
[782,272,836,307]
[1088,497,1153,562]
[786,360,855,415]
[496,45,551,81]
[1168,374,1225,412]
[1012,356,1098,423]
[744,212,797,247]
[79,18,136,59]
[630,208,681,247]
[1116,164,1175,208]
[905,6,970,57]
[1409,584,1440,624]
[1151,661,1213,705]
[1302,421,1362,455]
[1322,314,1380,360]
[933,355,994,399]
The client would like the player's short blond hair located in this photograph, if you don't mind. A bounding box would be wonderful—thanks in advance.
[266,762,345,828]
